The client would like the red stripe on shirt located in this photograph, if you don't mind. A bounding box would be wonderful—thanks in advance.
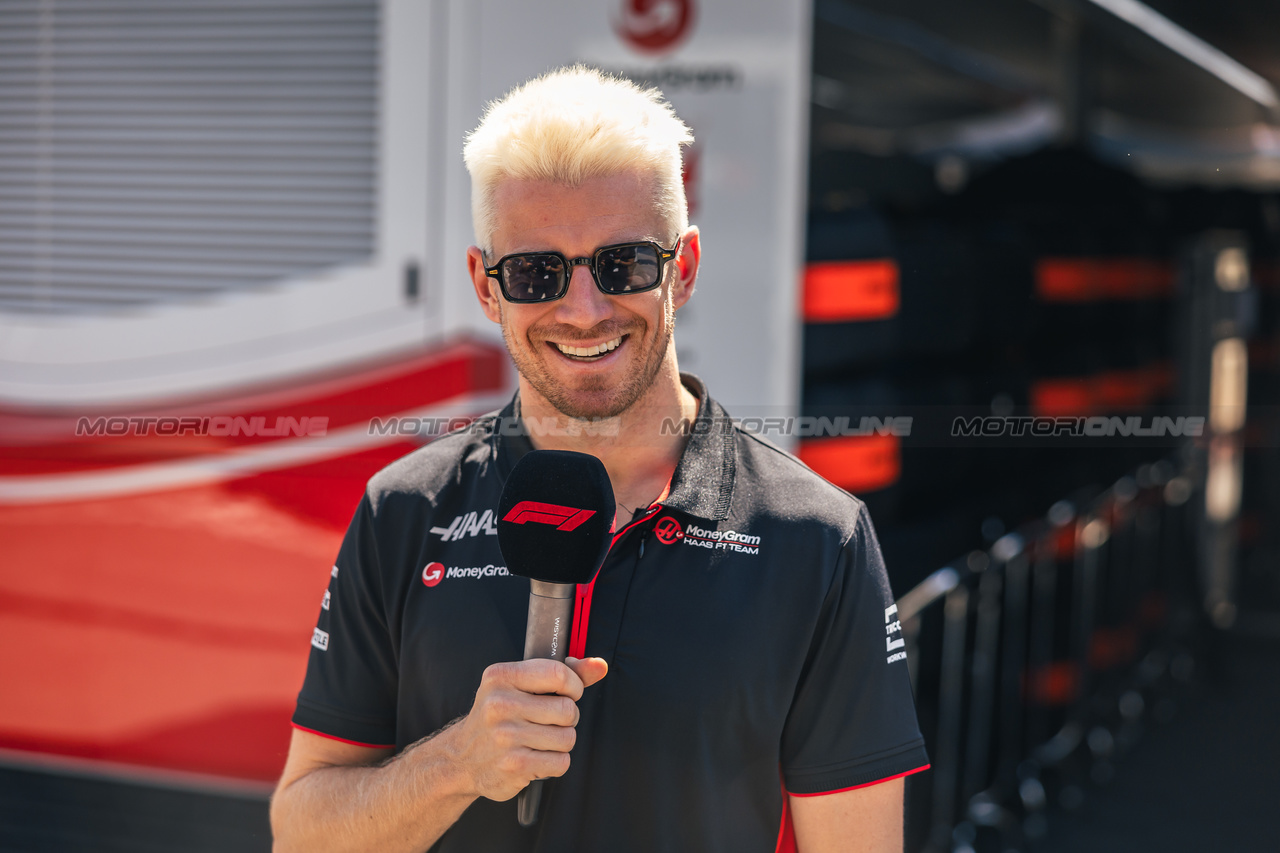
[775,764,931,851]
[786,763,931,798]
[567,495,667,660]
[291,722,394,750]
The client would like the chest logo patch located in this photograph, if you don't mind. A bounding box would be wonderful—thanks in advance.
[430,510,498,542]
[653,517,760,555]
[654,516,684,544]
[420,562,512,587]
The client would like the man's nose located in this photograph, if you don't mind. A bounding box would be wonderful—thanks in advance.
[553,263,613,328]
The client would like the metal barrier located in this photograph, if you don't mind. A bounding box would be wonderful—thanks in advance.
[899,456,1199,853]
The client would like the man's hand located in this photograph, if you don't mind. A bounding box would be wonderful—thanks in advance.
[448,656,609,802]
[271,655,606,853]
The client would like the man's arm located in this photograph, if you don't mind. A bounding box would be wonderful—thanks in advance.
[270,657,607,853]
[789,778,905,853]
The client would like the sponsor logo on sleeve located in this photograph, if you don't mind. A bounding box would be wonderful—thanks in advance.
[331,565,339,578]
[311,628,329,651]
[885,604,906,663]
[653,517,760,555]
[322,589,330,610]
[430,510,499,542]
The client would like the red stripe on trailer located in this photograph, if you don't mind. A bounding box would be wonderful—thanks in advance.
[0,339,509,783]
[802,260,900,322]
[0,337,507,476]
[798,434,901,494]
[1035,258,1173,302]
[1029,380,1095,417]
[1029,362,1174,417]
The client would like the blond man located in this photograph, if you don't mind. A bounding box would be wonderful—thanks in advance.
[271,66,927,853]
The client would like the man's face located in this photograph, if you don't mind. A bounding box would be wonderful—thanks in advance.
[468,171,697,421]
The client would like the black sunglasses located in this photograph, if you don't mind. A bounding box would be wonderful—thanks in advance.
[484,240,680,303]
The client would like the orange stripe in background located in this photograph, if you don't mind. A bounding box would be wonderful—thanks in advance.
[797,433,901,493]
[1030,362,1174,417]
[803,259,900,322]
[1036,258,1174,302]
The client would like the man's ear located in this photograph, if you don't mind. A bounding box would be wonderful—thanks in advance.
[467,246,503,324]
[670,226,700,310]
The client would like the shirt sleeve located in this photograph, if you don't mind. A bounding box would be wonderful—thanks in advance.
[779,503,929,794]
[291,493,400,747]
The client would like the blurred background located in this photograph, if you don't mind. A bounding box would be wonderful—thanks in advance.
[1,0,1277,850]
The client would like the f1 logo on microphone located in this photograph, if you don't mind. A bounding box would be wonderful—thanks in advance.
[502,501,597,531]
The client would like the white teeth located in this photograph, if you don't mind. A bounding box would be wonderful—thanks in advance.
[556,336,622,358]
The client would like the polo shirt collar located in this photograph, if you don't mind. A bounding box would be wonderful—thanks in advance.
[491,373,736,523]
[662,373,736,522]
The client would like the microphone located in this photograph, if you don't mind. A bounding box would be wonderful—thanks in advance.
[496,449,615,828]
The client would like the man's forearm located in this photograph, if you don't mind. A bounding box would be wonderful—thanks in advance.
[271,727,476,853]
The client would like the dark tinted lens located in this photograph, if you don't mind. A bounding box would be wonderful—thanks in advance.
[596,244,661,293]
[501,253,566,301]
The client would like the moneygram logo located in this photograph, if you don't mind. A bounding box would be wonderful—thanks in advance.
[615,0,695,53]
[653,517,760,555]
[422,562,511,587]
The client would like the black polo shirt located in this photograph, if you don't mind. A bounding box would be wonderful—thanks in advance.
[293,376,928,852]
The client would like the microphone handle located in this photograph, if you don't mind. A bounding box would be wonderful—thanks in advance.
[518,580,576,828]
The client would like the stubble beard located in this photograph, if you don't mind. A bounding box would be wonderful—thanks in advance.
[501,297,676,421]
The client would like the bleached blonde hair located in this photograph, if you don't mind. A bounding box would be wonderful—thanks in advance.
[463,65,694,254]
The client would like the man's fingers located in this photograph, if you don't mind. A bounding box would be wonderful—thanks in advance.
[566,656,608,689]
[484,659,583,699]
[534,694,580,727]
[507,720,578,754]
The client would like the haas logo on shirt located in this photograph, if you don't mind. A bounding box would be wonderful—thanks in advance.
[654,516,684,544]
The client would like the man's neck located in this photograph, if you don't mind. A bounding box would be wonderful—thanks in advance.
[517,366,698,520]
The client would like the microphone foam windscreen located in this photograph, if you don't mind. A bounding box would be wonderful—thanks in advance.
[497,450,615,584]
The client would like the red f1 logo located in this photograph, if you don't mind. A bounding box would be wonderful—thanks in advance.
[503,501,596,531]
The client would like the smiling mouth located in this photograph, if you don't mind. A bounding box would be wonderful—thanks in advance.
[553,335,624,360]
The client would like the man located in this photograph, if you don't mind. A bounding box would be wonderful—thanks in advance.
[271,66,927,852]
